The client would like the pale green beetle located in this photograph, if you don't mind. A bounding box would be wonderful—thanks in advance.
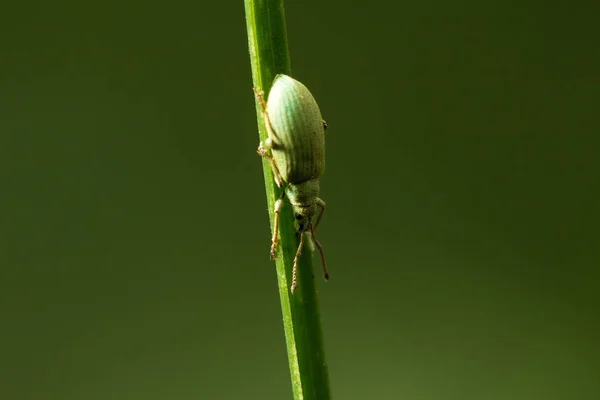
[254,74,329,293]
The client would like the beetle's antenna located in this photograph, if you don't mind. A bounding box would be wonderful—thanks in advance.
[311,226,329,281]
[291,232,306,293]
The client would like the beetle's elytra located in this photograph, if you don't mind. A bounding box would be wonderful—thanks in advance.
[254,74,329,293]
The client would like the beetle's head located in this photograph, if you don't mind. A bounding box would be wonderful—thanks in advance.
[292,204,316,233]
[291,203,329,282]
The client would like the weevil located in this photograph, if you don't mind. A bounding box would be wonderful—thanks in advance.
[254,74,329,293]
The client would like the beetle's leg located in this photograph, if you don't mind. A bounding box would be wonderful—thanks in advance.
[257,142,284,188]
[270,191,286,260]
[253,87,267,111]
[253,87,283,145]
[254,88,285,187]
[322,119,328,130]
[314,198,326,231]
[309,198,329,281]
[291,231,306,293]
[253,87,278,140]
[311,224,329,281]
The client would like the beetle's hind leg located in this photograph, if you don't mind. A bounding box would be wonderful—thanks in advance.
[253,86,267,111]
[253,87,282,143]
[254,87,285,188]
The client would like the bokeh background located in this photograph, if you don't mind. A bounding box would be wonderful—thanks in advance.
[1,1,598,399]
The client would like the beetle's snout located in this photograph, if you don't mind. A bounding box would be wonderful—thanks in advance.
[296,216,308,233]
[292,205,314,233]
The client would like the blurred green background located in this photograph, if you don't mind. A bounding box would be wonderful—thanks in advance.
[1,1,598,399]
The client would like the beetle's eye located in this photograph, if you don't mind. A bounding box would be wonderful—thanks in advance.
[294,213,303,220]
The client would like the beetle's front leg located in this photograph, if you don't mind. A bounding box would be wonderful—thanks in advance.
[314,197,326,231]
[291,231,306,294]
[270,194,285,260]
[310,197,329,282]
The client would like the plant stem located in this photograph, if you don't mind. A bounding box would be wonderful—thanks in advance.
[244,1,331,399]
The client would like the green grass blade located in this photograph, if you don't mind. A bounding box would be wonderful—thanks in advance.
[244,1,332,399]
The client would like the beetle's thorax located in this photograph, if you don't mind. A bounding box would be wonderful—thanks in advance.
[286,179,319,233]
[285,179,319,207]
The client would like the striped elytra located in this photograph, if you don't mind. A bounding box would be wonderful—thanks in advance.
[266,74,325,184]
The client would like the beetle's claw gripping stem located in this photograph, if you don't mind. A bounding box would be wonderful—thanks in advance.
[257,141,269,157]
